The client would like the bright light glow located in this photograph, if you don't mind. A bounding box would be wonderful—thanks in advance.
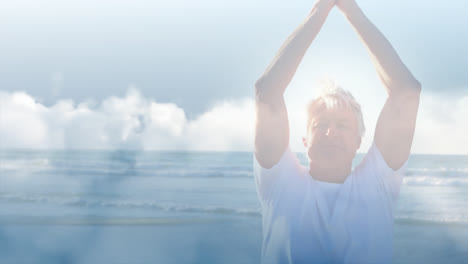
[0,88,466,154]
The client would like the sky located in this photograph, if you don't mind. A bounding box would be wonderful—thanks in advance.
[0,0,467,154]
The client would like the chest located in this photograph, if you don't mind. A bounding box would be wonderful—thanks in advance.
[269,179,393,252]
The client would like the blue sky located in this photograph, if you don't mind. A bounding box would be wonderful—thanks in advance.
[1,0,467,153]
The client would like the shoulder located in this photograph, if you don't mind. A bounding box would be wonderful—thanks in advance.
[353,141,407,201]
[253,145,307,203]
[356,141,408,174]
[254,145,303,172]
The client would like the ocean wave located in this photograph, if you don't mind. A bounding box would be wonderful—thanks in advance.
[395,215,468,226]
[3,193,468,226]
[0,158,50,170]
[0,216,222,226]
[403,176,468,186]
[406,167,468,177]
[3,216,466,226]
[0,193,261,217]
[153,170,253,178]
[1,162,254,178]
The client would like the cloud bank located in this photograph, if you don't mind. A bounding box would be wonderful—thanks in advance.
[0,88,254,151]
[0,88,466,154]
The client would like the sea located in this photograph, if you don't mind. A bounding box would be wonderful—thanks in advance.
[1,149,467,264]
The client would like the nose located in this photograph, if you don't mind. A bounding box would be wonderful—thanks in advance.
[325,123,339,138]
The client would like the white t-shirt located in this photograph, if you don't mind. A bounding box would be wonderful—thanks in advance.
[253,141,406,264]
[314,180,341,219]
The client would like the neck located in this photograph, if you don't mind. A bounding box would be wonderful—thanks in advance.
[308,163,352,184]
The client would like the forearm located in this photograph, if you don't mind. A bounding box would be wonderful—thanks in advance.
[255,1,334,103]
[342,5,421,95]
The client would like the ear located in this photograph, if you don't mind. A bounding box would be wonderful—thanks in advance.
[302,136,307,148]
[356,136,362,150]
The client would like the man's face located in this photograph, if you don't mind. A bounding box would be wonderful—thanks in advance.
[303,106,361,171]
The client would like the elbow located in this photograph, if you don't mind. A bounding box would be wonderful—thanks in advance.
[389,79,422,99]
[254,76,271,97]
[401,77,422,94]
[408,80,422,101]
[254,78,265,98]
[406,75,422,93]
[254,80,266,103]
[410,79,422,94]
[254,78,283,104]
[254,76,265,90]
[404,80,422,99]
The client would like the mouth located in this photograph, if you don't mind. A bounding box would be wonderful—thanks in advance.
[320,143,342,150]
[309,145,344,161]
[317,144,344,154]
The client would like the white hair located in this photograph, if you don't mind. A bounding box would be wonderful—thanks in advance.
[306,79,365,137]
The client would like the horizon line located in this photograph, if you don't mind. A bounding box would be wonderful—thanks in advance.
[1,148,467,156]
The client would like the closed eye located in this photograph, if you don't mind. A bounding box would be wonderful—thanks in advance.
[337,123,349,130]
[314,122,328,129]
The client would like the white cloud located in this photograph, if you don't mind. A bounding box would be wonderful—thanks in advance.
[0,88,255,151]
[0,89,466,154]
[185,99,254,151]
[412,94,468,155]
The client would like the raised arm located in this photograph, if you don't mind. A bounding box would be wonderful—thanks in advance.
[254,0,335,169]
[337,0,421,169]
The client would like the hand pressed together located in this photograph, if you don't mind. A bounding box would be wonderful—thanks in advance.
[315,0,359,14]
[336,0,360,14]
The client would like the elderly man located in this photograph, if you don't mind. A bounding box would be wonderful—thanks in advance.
[253,0,421,263]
